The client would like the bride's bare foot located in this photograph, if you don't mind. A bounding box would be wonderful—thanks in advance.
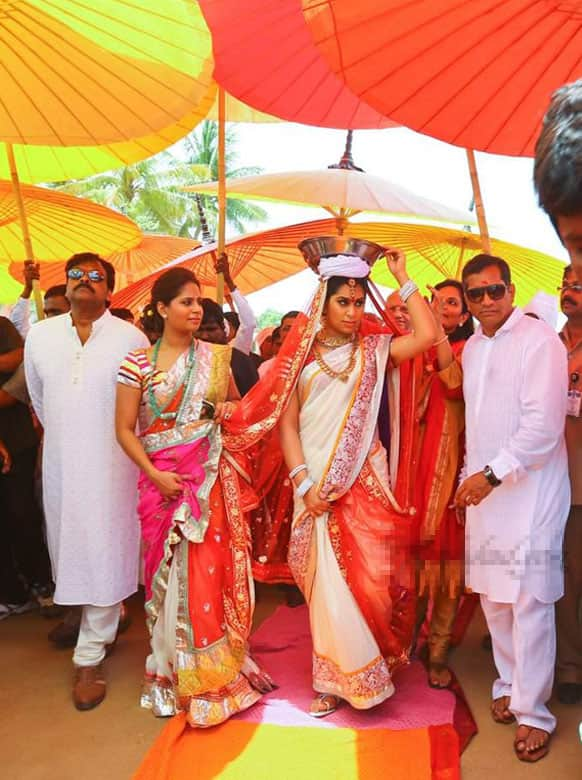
[247,669,277,694]
[428,663,452,689]
[242,656,277,693]
[309,693,340,718]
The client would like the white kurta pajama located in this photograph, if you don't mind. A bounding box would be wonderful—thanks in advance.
[460,309,570,732]
[25,311,148,664]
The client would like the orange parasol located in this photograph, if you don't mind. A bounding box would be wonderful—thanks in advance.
[111,218,564,313]
[9,234,200,293]
[0,181,140,263]
[302,0,582,156]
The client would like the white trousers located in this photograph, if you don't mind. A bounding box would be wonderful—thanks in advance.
[73,603,121,667]
[480,592,556,733]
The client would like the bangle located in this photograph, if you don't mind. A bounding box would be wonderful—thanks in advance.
[296,476,314,498]
[289,463,307,480]
[399,279,418,303]
[434,334,449,347]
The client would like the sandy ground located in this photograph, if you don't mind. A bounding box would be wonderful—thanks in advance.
[1,586,580,779]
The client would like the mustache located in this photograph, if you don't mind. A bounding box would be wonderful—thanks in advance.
[561,295,577,307]
[74,282,94,292]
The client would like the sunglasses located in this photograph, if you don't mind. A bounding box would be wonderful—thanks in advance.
[67,267,105,282]
[557,283,582,293]
[465,283,507,304]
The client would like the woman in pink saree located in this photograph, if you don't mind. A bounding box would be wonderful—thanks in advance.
[116,268,274,729]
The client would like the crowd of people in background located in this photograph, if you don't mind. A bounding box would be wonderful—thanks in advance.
[0,78,580,765]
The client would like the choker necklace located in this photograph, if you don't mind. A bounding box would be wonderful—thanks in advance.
[313,338,359,382]
[315,331,355,349]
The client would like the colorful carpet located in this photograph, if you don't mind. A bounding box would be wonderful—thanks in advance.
[134,606,477,779]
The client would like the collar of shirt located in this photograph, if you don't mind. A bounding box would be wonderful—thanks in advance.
[474,306,522,341]
[67,308,111,336]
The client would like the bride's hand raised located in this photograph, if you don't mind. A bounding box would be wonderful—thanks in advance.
[304,485,333,516]
[384,247,408,286]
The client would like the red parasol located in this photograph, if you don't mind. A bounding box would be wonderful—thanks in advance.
[302,0,582,156]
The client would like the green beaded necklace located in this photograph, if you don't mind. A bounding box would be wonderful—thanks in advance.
[148,338,197,422]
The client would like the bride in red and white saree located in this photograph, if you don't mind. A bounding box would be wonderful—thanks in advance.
[229,241,436,717]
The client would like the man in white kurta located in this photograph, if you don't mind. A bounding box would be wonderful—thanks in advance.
[453,255,569,762]
[25,253,148,710]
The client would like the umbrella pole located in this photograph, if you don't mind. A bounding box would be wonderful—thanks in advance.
[466,149,491,254]
[7,143,44,320]
[216,88,226,305]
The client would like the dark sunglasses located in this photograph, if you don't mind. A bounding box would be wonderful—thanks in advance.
[557,283,582,293]
[67,267,105,282]
[465,283,507,304]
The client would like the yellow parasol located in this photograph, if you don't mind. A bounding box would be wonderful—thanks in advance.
[0,0,215,314]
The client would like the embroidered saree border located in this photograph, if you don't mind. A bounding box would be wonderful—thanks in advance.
[312,651,394,710]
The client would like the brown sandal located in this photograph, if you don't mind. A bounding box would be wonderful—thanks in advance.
[491,695,516,724]
[513,725,551,762]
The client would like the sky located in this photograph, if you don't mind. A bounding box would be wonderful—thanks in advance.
[199,122,569,317]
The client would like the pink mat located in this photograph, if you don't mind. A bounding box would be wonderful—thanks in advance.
[238,605,457,731]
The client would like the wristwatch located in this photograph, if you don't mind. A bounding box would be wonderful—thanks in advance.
[483,465,502,487]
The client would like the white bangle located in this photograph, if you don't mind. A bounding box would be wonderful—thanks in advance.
[289,463,307,480]
[296,476,314,498]
[399,279,418,303]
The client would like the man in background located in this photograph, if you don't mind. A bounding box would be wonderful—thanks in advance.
[555,264,582,705]
[534,78,582,280]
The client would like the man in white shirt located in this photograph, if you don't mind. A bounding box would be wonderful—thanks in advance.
[453,254,569,763]
[25,253,149,711]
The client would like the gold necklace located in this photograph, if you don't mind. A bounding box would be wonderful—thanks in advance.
[315,330,354,348]
[313,338,359,382]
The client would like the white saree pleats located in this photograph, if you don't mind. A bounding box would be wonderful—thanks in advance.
[141,545,181,717]
[290,334,395,708]
[308,515,395,709]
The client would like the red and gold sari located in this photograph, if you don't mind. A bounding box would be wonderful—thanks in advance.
[120,342,261,728]
[224,284,416,709]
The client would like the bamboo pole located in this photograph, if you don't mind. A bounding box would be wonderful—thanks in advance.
[7,143,44,320]
[216,88,226,305]
[466,149,491,254]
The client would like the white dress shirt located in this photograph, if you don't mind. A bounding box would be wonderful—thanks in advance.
[229,288,256,355]
[24,310,149,606]
[462,308,570,603]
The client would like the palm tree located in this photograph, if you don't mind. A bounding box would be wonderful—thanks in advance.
[174,121,267,239]
[55,122,267,238]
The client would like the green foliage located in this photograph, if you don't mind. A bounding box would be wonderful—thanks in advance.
[256,309,283,328]
[54,122,268,240]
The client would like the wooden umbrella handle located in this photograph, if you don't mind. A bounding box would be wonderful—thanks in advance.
[7,143,44,320]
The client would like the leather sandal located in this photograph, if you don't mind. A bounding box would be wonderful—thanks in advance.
[513,725,551,762]
[309,693,340,718]
[491,695,515,724]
